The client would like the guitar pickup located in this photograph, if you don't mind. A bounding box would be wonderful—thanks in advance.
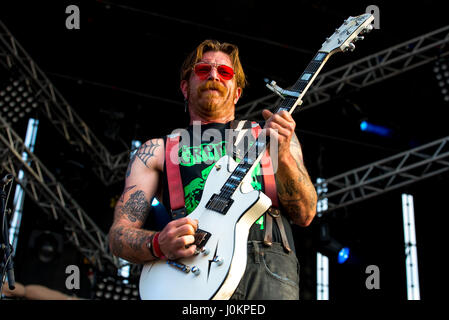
[206,193,234,214]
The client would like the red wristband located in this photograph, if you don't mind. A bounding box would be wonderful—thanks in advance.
[152,232,166,260]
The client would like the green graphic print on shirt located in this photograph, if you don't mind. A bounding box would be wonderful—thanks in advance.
[181,140,265,229]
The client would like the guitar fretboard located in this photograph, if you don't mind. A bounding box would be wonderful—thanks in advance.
[276,51,329,114]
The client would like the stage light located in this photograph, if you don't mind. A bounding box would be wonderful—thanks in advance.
[317,222,351,264]
[434,57,449,103]
[360,120,393,137]
[338,247,350,264]
[360,120,368,131]
[0,77,39,124]
[93,273,140,300]
[151,197,160,206]
[402,193,420,300]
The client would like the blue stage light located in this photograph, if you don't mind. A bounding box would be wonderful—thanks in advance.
[360,120,368,131]
[338,247,350,264]
[360,120,392,137]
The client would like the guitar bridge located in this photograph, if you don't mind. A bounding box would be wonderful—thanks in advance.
[194,229,211,248]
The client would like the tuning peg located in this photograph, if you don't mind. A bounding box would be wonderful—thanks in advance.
[362,24,374,34]
[345,43,356,52]
[354,36,365,42]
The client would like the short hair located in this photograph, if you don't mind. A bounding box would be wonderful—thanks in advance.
[180,39,247,90]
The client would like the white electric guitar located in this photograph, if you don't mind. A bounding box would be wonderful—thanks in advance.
[139,13,374,300]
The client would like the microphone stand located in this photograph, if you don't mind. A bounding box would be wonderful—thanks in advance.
[1,174,15,299]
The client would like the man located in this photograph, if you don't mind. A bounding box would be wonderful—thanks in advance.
[108,39,317,299]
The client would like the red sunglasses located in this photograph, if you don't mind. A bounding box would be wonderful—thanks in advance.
[193,62,235,80]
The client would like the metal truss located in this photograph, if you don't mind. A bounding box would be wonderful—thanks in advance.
[0,115,122,271]
[316,135,449,213]
[236,25,449,119]
[0,19,129,186]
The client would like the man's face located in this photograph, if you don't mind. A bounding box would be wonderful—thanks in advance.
[181,51,242,118]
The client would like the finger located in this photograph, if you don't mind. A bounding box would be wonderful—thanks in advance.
[190,218,199,231]
[262,109,273,120]
[266,122,291,139]
[177,234,195,248]
[278,110,295,123]
[176,245,197,259]
[270,113,295,131]
[168,217,190,228]
[169,217,197,230]
[181,244,196,257]
[175,224,196,237]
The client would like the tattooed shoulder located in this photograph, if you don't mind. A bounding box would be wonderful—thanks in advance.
[136,139,161,168]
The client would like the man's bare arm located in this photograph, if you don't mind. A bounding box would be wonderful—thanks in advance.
[109,188,156,264]
[108,138,198,263]
[108,139,163,264]
[275,133,317,227]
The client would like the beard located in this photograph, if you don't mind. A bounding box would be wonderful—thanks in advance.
[190,81,236,114]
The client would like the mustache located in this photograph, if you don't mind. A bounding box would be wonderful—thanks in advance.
[197,81,227,95]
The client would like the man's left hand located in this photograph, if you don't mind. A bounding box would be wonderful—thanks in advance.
[262,109,296,161]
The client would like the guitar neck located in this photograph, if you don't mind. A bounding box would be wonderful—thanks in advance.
[206,12,375,211]
[214,51,331,203]
[275,51,331,115]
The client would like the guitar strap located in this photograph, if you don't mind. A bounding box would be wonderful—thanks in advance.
[164,121,291,252]
[248,122,291,253]
[165,133,187,220]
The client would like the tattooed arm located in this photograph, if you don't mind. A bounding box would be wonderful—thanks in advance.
[276,133,317,227]
[108,138,198,264]
[108,138,164,264]
[263,110,317,227]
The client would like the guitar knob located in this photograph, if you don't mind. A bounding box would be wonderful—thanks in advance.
[213,256,224,266]
[201,247,210,255]
[191,266,200,276]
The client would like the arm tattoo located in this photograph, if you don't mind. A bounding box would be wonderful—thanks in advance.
[110,225,125,256]
[123,228,152,252]
[122,190,151,223]
[110,225,153,262]
[277,176,304,200]
[137,139,160,168]
[277,134,317,220]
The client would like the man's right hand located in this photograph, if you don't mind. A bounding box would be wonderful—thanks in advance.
[157,217,199,260]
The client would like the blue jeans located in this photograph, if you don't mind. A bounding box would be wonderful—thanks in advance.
[230,241,300,300]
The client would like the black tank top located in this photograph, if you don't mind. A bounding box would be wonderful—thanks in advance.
[158,121,295,251]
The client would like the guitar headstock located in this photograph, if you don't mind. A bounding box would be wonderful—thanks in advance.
[320,13,374,54]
